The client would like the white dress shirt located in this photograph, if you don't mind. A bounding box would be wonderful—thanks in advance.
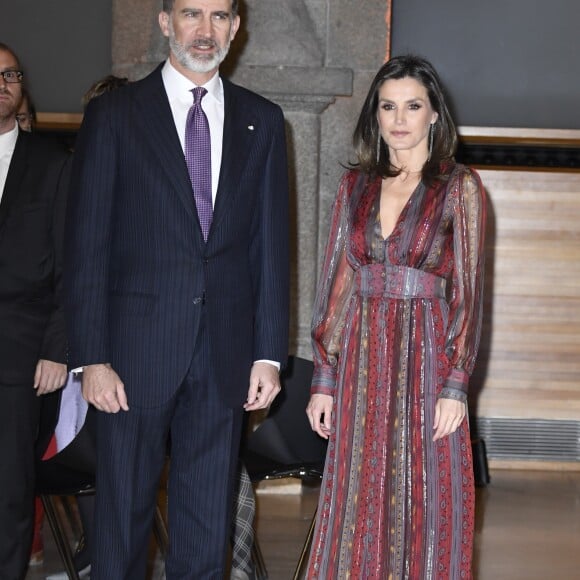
[0,122,18,203]
[160,60,280,373]
[161,60,223,206]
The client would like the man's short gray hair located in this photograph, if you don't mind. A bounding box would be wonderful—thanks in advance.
[162,0,239,17]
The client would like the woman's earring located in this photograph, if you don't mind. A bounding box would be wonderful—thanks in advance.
[376,132,382,164]
[427,123,435,161]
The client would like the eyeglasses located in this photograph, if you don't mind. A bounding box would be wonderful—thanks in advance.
[0,70,24,83]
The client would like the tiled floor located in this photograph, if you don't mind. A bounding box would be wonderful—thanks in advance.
[26,469,580,579]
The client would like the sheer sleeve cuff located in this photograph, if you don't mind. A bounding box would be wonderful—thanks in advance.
[310,364,337,396]
[440,367,469,401]
[438,386,468,402]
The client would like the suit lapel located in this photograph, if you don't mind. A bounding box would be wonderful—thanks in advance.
[211,80,258,236]
[0,130,28,227]
[132,67,197,223]
[131,72,258,242]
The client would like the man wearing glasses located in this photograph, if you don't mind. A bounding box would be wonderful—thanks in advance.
[0,43,69,579]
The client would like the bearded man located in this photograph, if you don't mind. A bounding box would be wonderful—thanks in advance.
[64,1,290,578]
[0,42,69,579]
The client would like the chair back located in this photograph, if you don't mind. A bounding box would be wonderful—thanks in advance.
[244,356,328,480]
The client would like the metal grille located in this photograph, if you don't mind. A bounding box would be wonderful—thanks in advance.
[475,418,580,462]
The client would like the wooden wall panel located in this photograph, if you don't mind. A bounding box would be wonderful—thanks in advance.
[470,169,580,420]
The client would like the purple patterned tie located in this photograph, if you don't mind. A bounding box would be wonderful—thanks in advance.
[185,86,212,240]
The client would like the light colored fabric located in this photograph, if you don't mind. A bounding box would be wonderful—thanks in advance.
[50,372,88,457]
[0,123,18,201]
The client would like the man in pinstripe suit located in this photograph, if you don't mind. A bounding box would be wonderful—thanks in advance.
[64,1,289,577]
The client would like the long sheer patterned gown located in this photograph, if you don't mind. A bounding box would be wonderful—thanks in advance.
[308,163,486,579]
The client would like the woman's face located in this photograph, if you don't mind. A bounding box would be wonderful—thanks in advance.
[16,97,33,132]
[377,76,438,157]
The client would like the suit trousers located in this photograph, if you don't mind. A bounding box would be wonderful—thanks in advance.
[91,316,244,580]
[0,383,42,580]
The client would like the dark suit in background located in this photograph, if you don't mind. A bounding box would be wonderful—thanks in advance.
[64,2,289,577]
[0,128,70,578]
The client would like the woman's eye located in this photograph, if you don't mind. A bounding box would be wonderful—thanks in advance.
[409,103,422,110]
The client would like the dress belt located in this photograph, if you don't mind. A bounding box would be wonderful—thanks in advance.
[354,263,446,299]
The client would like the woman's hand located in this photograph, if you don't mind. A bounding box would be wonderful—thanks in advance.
[433,397,466,441]
[306,393,334,439]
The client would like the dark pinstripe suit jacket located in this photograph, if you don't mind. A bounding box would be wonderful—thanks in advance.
[64,65,289,407]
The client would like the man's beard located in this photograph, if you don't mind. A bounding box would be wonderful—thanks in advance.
[168,22,231,74]
[0,89,19,124]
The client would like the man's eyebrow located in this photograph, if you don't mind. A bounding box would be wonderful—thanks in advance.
[178,8,231,17]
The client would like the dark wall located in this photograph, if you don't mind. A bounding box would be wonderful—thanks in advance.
[1,0,112,113]
[392,0,580,130]
[2,0,579,128]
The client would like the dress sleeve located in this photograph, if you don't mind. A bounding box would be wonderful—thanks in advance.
[310,172,356,396]
[441,167,487,401]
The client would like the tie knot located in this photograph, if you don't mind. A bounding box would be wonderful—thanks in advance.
[192,86,207,105]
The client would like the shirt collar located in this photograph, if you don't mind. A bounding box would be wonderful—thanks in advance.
[161,59,223,106]
[0,122,18,158]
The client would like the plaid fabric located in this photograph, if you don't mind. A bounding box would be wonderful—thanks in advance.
[230,462,255,575]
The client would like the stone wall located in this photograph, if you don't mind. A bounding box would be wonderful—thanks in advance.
[112,0,389,358]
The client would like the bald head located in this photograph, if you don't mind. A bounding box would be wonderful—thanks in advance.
[0,43,20,67]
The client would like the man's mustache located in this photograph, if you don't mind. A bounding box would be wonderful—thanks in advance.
[188,38,218,49]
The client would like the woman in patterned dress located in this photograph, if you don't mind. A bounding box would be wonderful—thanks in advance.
[306,55,486,579]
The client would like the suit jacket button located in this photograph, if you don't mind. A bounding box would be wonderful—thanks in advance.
[193,296,202,305]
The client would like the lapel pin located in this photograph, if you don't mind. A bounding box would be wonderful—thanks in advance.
[247,125,255,131]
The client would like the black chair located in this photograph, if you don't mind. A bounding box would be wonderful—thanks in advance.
[35,406,168,580]
[243,356,328,580]
[36,463,94,580]
[38,413,267,580]
[37,475,168,580]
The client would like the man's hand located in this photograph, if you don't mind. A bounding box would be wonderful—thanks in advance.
[433,397,466,441]
[82,363,129,413]
[34,360,67,395]
[306,393,333,439]
[243,362,281,411]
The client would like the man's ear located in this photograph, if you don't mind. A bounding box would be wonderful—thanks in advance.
[230,14,241,42]
[159,11,170,38]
